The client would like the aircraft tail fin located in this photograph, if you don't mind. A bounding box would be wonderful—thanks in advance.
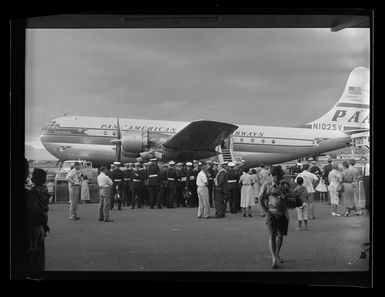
[305,67,370,132]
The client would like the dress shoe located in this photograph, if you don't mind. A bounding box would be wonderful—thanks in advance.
[103,219,114,222]
[243,213,247,217]
[99,218,104,221]
[248,214,253,217]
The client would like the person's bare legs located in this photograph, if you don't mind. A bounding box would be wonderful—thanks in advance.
[276,232,284,263]
[268,232,278,268]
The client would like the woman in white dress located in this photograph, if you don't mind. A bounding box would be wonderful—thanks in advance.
[239,168,255,217]
[80,175,90,203]
[328,163,342,216]
[251,168,260,202]
[315,171,328,203]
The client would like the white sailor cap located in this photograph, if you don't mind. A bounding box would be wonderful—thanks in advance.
[241,160,246,163]
[161,163,169,167]
[296,162,302,166]
[228,162,235,167]
[186,162,192,166]
[169,161,175,165]
[193,160,199,164]
[124,163,130,166]
[113,161,121,165]
[221,161,228,166]
[198,162,202,165]
[150,158,157,162]
[177,162,184,166]
[134,162,141,166]
[120,167,126,170]
[213,161,219,165]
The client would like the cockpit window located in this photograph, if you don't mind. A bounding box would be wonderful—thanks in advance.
[43,121,60,130]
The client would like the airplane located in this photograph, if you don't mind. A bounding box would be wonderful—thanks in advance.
[40,67,369,168]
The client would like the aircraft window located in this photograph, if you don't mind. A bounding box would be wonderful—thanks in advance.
[272,140,276,144]
[104,130,107,135]
[251,138,254,143]
[261,139,265,143]
[240,138,244,142]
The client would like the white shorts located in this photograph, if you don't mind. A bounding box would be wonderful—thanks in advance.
[296,203,308,221]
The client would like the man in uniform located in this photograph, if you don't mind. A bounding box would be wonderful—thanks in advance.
[185,162,195,208]
[166,161,177,208]
[121,164,129,207]
[122,163,132,207]
[110,162,124,211]
[141,162,149,206]
[192,160,200,206]
[160,163,169,208]
[131,163,144,209]
[206,161,215,208]
[227,162,240,214]
[176,162,186,207]
[147,158,162,209]
[214,162,229,218]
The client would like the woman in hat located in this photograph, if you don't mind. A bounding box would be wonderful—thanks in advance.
[239,168,255,217]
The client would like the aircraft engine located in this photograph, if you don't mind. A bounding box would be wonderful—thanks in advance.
[121,131,149,153]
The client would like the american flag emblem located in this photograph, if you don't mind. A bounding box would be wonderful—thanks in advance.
[348,86,362,95]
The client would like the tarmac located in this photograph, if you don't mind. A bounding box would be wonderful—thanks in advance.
[45,202,370,272]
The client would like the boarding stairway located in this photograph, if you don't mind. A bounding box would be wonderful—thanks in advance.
[216,136,236,164]
[221,148,234,163]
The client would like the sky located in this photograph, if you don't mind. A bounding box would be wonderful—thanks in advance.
[24,27,370,154]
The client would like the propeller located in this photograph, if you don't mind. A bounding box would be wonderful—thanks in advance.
[110,117,122,162]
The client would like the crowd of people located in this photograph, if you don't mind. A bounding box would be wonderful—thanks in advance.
[63,156,369,225]
[18,155,369,276]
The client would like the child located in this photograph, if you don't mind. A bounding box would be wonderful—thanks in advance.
[80,175,90,203]
[315,172,328,203]
[294,177,309,231]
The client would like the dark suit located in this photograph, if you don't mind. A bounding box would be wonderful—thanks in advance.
[160,169,168,207]
[323,163,333,204]
[130,170,144,208]
[147,163,161,208]
[192,167,199,206]
[214,169,229,217]
[227,168,240,213]
[122,170,131,206]
[110,169,124,210]
[185,168,196,207]
[176,167,186,207]
[207,167,215,207]
[141,168,149,206]
[166,167,177,208]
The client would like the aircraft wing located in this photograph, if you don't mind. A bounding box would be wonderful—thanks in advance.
[342,128,370,135]
[163,120,238,152]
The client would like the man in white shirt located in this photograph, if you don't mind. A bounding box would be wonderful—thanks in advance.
[97,166,114,222]
[196,164,211,219]
[295,164,319,219]
[66,162,81,220]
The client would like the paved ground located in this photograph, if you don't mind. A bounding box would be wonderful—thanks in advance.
[45,202,370,271]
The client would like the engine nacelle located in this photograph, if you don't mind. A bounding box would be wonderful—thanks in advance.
[121,131,149,153]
